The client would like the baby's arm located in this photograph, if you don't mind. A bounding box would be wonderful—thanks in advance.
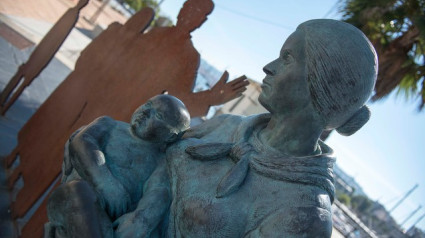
[114,157,171,238]
[69,116,131,218]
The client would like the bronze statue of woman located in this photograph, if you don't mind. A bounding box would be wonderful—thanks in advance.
[160,19,377,237]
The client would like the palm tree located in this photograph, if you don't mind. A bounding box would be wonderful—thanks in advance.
[339,0,425,110]
[122,0,159,11]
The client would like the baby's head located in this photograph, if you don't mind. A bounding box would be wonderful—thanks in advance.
[131,95,190,143]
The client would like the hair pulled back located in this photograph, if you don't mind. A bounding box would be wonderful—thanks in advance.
[297,19,377,135]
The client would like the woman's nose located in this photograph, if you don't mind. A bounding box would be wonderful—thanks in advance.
[263,60,277,75]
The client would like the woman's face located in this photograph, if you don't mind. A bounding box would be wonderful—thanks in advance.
[259,30,312,115]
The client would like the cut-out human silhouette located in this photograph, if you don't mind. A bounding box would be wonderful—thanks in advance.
[5,0,248,236]
[0,0,89,114]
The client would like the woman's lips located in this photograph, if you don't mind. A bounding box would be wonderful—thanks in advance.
[261,77,272,91]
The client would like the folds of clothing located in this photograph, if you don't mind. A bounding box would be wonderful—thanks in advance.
[165,113,335,237]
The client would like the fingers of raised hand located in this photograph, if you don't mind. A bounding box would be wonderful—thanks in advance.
[218,71,230,85]
[230,76,249,90]
[225,90,243,102]
[224,78,249,100]
[230,75,247,85]
[211,74,248,104]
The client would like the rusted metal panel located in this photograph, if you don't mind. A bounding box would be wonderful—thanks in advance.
[21,182,59,238]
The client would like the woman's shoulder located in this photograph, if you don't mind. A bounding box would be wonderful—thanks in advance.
[183,114,247,139]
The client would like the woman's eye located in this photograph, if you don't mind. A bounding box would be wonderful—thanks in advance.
[282,52,294,64]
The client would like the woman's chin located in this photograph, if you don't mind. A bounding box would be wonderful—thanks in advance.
[258,95,271,112]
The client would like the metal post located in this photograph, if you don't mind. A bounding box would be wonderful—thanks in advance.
[389,184,418,213]
[400,205,422,226]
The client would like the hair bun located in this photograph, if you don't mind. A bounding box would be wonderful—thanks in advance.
[336,106,371,136]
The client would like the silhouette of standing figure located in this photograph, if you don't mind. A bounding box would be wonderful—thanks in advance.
[5,0,248,228]
[0,0,89,114]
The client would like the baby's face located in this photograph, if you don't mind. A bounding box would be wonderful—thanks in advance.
[131,95,190,143]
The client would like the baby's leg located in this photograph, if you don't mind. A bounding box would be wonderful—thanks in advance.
[47,180,113,238]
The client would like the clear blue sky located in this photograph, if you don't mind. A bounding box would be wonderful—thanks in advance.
[159,0,425,231]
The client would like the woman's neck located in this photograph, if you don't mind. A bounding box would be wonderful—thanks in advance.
[259,109,323,157]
